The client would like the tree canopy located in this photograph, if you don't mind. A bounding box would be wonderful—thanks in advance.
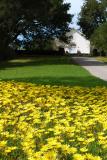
[78,0,106,39]
[0,0,72,54]
[90,0,107,54]
[91,22,107,54]
[78,0,107,54]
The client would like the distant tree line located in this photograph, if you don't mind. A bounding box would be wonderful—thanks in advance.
[78,0,107,55]
[0,0,73,59]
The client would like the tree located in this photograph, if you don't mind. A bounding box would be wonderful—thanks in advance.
[0,0,73,55]
[91,22,107,54]
[78,0,106,39]
[0,0,22,56]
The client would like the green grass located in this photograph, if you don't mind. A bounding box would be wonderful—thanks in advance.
[0,55,107,87]
[96,56,107,63]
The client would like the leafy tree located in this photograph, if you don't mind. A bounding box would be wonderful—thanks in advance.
[91,22,107,54]
[0,0,72,55]
[78,0,106,39]
[0,0,22,56]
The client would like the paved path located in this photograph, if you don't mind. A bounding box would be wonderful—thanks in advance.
[72,57,107,81]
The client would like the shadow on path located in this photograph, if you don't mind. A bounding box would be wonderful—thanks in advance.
[0,56,73,70]
[72,57,106,66]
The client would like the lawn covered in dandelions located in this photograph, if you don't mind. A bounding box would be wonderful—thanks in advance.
[0,81,107,160]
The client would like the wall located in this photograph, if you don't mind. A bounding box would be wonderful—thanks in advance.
[65,31,90,54]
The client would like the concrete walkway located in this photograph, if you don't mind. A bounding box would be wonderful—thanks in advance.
[72,57,107,81]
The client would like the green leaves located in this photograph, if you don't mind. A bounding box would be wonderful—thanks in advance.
[78,0,107,53]
[0,0,73,53]
[78,0,106,39]
[91,22,107,53]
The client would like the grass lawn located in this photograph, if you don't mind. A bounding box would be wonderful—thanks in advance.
[0,55,107,87]
[96,57,107,64]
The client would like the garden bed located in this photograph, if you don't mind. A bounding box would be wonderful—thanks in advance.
[0,81,107,160]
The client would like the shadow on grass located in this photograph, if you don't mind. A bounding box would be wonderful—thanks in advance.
[2,76,107,87]
[0,56,74,70]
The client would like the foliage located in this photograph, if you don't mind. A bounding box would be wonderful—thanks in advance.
[0,0,21,50]
[91,22,107,53]
[78,0,107,39]
[0,0,72,52]
[0,81,107,159]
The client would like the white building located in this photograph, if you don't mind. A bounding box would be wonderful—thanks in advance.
[55,29,90,54]
[64,29,90,54]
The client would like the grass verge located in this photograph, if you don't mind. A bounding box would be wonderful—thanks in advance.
[96,57,107,63]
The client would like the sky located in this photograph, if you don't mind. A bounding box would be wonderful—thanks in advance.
[64,0,84,29]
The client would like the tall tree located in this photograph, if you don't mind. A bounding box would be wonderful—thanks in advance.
[91,22,107,54]
[90,0,107,54]
[78,0,106,39]
[0,0,72,54]
[0,0,22,55]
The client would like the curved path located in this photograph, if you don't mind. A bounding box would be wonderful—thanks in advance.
[72,57,107,81]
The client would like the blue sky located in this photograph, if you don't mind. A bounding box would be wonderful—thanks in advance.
[64,0,84,28]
